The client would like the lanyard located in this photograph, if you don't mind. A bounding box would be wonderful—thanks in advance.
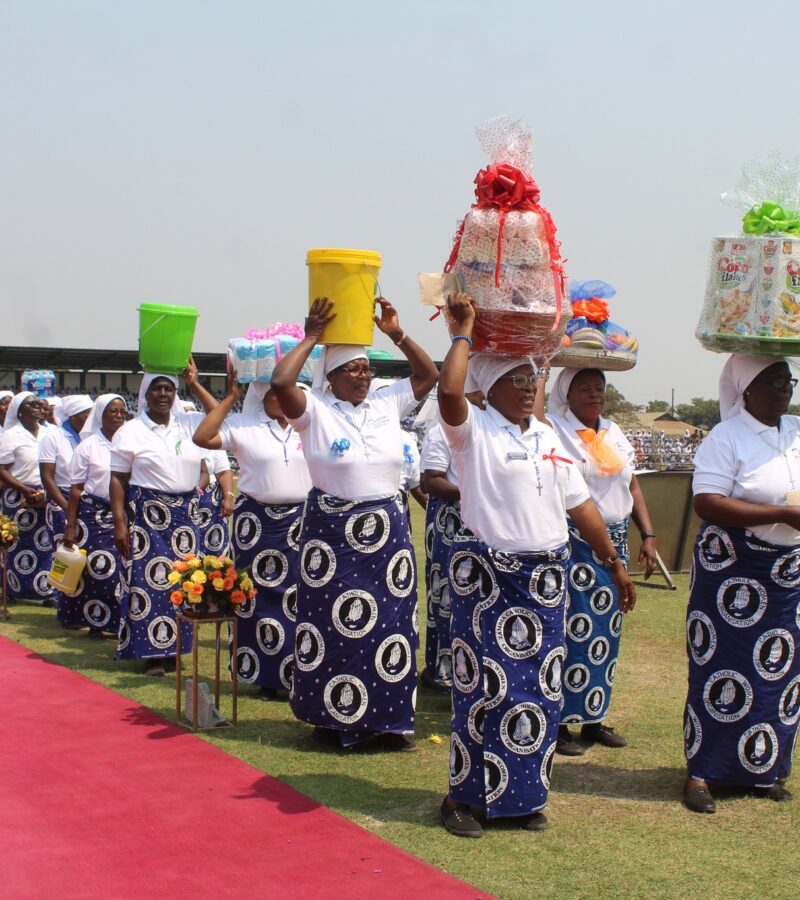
[333,403,371,459]
[266,421,294,466]
[505,427,544,496]
[756,428,798,490]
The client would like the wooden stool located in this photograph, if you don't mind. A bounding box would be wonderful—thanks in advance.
[176,613,238,731]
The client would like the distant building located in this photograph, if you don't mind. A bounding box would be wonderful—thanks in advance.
[628,412,706,436]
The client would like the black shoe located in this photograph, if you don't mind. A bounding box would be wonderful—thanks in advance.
[556,725,585,757]
[683,780,716,814]
[311,726,344,748]
[378,733,417,753]
[87,628,104,641]
[440,798,483,838]
[581,722,627,748]
[258,686,279,701]
[143,659,166,677]
[41,598,57,608]
[765,779,793,802]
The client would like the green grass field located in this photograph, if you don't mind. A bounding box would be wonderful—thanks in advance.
[3,504,798,899]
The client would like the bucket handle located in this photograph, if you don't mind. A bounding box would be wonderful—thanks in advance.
[360,262,382,299]
[138,314,167,342]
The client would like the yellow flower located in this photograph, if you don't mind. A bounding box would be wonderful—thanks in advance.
[205,556,223,570]
[221,557,234,568]
[188,558,202,570]
[239,577,254,592]
[182,580,194,592]
[190,570,207,584]
[167,571,181,584]
[212,578,225,591]
[186,591,203,604]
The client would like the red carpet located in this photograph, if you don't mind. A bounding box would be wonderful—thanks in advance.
[0,637,484,899]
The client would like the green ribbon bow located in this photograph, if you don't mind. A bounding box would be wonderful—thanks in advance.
[742,200,800,236]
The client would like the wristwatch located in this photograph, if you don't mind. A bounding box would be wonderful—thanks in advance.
[602,553,620,569]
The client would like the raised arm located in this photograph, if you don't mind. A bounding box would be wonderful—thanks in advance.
[183,357,219,414]
[193,375,240,450]
[374,298,438,401]
[533,368,550,425]
[437,294,475,427]
[271,298,335,418]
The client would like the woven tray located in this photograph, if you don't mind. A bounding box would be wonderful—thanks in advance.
[549,347,637,372]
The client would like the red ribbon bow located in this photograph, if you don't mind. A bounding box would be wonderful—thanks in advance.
[542,448,573,469]
[571,298,609,324]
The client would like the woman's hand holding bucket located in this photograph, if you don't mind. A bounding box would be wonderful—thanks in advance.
[305,297,336,342]
[374,297,402,341]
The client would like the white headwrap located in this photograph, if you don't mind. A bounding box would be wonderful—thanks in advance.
[137,374,181,417]
[60,395,94,422]
[467,353,534,399]
[4,392,37,430]
[181,400,199,413]
[719,353,785,420]
[81,394,125,437]
[311,345,368,393]
[548,367,588,417]
[0,390,13,402]
[243,382,270,417]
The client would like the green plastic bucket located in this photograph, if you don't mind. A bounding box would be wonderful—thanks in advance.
[138,303,199,374]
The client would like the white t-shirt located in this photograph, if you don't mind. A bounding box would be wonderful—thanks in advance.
[421,422,459,486]
[441,404,590,552]
[38,425,80,490]
[693,410,800,546]
[400,430,421,492]
[69,432,114,502]
[218,411,311,504]
[0,424,43,486]
[549,410,635,525]
[288,380,417,501]
[110,412,205,494]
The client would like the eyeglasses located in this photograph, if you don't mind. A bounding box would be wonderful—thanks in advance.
[336,366,376,378]
[752,377,798,392]
[498,374,538,389]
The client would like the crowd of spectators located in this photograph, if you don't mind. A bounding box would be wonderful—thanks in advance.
[624,427,704,471]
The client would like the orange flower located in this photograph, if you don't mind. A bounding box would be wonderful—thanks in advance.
[225,567,237,579]
[184,553,197,562]
[223,578,235,591]
[169,590,184,607]
[247,590,257,600]
[188,582,204,597]
[174,561,189,574]
[230,590,245,605]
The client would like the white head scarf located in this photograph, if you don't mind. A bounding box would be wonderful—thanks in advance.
[137,374,181,417]
[243,382,270,417]
[4,392,37,430]
[81,394,125,438]
[181,400,198,413]
[467,353,535,399]
[60,395,94,423]
[719,353,785,420]
[311,345,368,393]
[549,367,592,417]
[0,390,14,402]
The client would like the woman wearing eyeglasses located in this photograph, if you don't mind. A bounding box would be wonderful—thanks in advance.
[683,354,800,814]
[270,297,438,751]
[436,294,636,837]
[544,368,657,756]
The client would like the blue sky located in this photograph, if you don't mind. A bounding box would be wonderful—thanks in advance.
[2,1,799,403]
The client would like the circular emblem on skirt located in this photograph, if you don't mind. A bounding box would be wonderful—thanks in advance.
[483,752,508,804]
[345,509,390,554]
[495,607,543,660]
[171,526,197,558]
[588,636,610,666]
[144,557,173,591]
[295,623,325,671]
[584,686,606,717]
[567,612,593,643]
[564,663,590,693]
[489,550,522,574]
[738,723,779,775]
[235,596,256,619]
[716,578,767,628]
[117,621,130,651]
[84,599,111,629]
[332,590,378,638]
[771,550,800,588]
[14,550,36,575]
[264,503,299,520]
[34,526,52,552]
[569,563,596,591]
[703,669,753,722]
[189,499,212,529]
[483,658,508,710]
[438,506,462,544]
[609,610,623,637]
[3,489,22,509]
[279,654,294,691]
[300,540,336,587]
[127,588,151,622]
[95,506,114,530]
[449,551,491,596]
[540,646,565,701]
[590,586,614,615]
[15,509,36,532]
[448,733,471,786]
[754,629,794,681]
[203,523,227,553]
[323,675,368,724]
[234,513,262,550]
[6,571,20,594]
[287,517,303,552]
[386,549,414,597]
[451,638,480,693]
[87,550,116,580]
[540,741,556,790]
[779,676,800,726]
[440,582,453,616]
[684,703,702,759]
[281,585,298,622]
[34,571,54,597]
[256,618,285,655]
[501,702,547,755]
[129,526,150,561]
[317,494,356,514]
[530,564,564,606]
[467,698,485,745]
[252,549,288,589]
[147,616,177,651]
[236,647,261,683]
[687,612,717,665]
[142,500,171,531]
[375,635,412,683]
[605,659,617,687]
[698,526,736,571]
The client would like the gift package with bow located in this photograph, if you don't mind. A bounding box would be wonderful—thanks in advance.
[551,280,638,371]
[228,323,322,383]
[696,153,800,354]
[442,116,569,357]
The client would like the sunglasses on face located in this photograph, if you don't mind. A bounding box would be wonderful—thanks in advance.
[753,377,798,392]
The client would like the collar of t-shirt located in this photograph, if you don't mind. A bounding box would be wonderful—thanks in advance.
[738,408,794,437]
[563,408,607,434]
[485,404,542,440]
[324,393,373,415]
[141,411,180,433]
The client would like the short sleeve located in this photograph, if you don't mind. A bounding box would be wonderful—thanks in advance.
[217,415,241,453]
[38,431,58,464]
[692,430,736,496]
[69,443,90,485]
[375,378,417,418]
[110,423,134,474]
[405,439,421,489]
[0,430,17,466]
[440,404,478,454]
[421,426,451,473]
[564,462,591,509]
[286,391,318,434]
[211,449,231,474]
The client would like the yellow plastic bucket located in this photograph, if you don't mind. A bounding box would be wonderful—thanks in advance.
[306,248,381,345]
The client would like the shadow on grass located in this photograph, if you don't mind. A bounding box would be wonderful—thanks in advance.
[552,760,686,803]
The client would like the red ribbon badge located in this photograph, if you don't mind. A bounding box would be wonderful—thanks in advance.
[542,448,573,469]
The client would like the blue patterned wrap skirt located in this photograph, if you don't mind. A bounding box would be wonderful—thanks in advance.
[448,530,569,818]
[2,486,54,602]
[684,523,800,787]
[291,489,418,744]
[194,482,232,558]
[424,497,462,687]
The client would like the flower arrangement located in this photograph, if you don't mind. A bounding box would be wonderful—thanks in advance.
[0,515,19,551]
[167,553,255,615]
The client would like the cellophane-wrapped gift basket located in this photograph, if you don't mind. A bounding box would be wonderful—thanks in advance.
[696,153,800,355]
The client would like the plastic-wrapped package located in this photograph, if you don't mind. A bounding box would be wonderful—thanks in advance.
[697,154,800,354]
[442,116,568,356]
[227,326,322,384]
